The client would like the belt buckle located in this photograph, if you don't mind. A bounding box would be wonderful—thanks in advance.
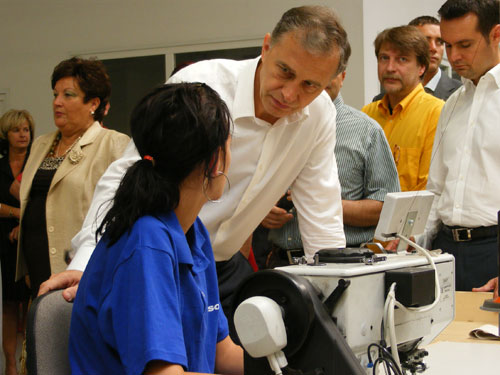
[286,249,304,264]
[452,228,472,242]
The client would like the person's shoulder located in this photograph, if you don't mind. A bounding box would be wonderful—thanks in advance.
[361,100,379,115]
[170,58,252,86]
[29,130,57,154]
[417,90,444,110]
[308,90,336,119]
[129,213,183,253]
[33,130,57,144]
[340,104,387,138]
[439,72,462,90]
[99,128,130,147]
[440,84,465,113]
[372,92,384,102]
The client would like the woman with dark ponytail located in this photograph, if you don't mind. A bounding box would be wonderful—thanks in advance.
[69,83,243,375]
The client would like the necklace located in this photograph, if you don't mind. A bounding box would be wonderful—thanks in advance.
[47,132,61,157]
[47,132,81,158]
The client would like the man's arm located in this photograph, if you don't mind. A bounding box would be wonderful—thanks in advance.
[421,102,450,248]
[342,199,383,227]
[342,122,399,228]
[292,107,345,258]
[68,140,140,271]
[38,270,83,301]
[415,102,443,190]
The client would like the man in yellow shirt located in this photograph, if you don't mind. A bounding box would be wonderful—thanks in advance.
[362,25,444,191]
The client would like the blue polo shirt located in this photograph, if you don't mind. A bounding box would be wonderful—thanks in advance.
[69,212,229,375]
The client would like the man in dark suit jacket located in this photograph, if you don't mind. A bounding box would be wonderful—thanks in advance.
[373,15,461,101]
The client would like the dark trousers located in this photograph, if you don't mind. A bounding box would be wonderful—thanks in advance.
[433,229,498,291]
[216,251,254,341]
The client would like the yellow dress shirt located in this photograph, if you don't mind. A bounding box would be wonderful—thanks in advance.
[362,84,444,191]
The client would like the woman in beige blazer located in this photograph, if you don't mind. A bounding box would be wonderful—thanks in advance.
[16,57,129,297]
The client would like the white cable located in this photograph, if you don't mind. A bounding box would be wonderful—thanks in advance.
[384,283,402,370]
[382,237,441,374]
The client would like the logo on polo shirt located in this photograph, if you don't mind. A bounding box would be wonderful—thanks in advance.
[208,304,220,312]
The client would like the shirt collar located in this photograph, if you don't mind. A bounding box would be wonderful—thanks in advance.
[233,57,260,121]
[462,63,500,90]
[378,83,425,116]
[79,121,103,147]
[160,212,210,273]
[425,68,441,91]
[232,56,309,126]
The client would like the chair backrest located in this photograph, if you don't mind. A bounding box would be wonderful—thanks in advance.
[26,290,73,375]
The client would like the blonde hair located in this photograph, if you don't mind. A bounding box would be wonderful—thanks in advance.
[0,109,35,140]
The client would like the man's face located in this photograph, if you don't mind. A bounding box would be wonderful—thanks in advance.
[377,42,425,103]
[255,31,340,124]
[416,24,444,76]
[441,13,500,84]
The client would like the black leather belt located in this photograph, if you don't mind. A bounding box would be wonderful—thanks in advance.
[442,225,497,242]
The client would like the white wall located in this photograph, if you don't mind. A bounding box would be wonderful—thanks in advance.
[0,0,365,136]
[0,0,441,136]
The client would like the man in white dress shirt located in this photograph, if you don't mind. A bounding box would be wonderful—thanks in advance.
[39,6,349,320]
[423,0,500,291]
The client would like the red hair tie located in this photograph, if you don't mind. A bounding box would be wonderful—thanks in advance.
[143,155,155,166]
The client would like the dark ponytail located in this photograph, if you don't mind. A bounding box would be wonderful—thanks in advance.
[97,82,231,245]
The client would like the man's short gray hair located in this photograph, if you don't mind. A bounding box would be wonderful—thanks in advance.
[271,5,351,74]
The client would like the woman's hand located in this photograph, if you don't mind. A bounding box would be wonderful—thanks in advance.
[9,225,19,243]
[9,179,21,200]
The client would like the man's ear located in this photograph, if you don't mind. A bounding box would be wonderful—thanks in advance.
[261,33,272,62]
[418,64,426,79]
[490,24,500,45]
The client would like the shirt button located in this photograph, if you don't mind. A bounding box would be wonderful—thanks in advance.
[50,248,57,255]
[48,226,54,233]
[459,175,464,181]
[455,204,460,208]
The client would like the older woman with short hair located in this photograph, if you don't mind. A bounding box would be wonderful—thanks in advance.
[17,57,129,297]
[0,109,34,375]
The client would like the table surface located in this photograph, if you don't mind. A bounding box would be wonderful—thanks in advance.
[423,292,500,375]
[432,291,499,344]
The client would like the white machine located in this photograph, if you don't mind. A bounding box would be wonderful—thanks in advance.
[278,252,454,372]
[234,191,455,375]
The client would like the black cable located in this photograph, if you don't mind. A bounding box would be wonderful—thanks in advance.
[367,343,403,375]
[373,357,402,375]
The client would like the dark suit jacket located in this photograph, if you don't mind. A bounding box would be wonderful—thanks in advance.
[433,72,462,100]
[372,70,462,102]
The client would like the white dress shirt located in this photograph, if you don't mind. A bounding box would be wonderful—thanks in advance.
[426,68,442,92]
[423,63,500,247]
[69,57,345,269]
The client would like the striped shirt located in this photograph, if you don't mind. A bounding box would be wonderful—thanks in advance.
[269,94,400,248]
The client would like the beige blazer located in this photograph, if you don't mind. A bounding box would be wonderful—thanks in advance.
[16,122,129,279]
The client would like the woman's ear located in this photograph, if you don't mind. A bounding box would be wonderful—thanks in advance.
[90,97,101,115]
[208,148,223,177]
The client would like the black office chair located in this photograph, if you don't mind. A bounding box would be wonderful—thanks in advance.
[26,290,73,375]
